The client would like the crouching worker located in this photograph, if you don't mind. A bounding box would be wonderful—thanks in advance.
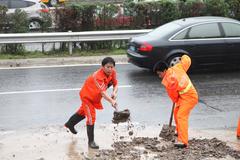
[65,57,118,149]
[155,55,198,148]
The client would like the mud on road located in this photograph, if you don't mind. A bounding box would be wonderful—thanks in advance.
[1,123,240,160]
[92,137,240,160]
[85,120,240,160]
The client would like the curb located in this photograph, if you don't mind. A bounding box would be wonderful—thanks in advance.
[0,55,128,68]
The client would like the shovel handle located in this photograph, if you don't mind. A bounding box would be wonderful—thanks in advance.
[114,103,118,112]
[169,103,175,127]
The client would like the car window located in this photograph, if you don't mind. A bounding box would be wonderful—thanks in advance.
[221,22,240,37]
[188,23,221,39]
[10,0,34,9]
[0,0,9,7]
[172,29,188,40]
[26,1,35,7]
[148,22,181,38]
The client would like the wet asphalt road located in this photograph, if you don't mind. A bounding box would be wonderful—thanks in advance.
[0,64,239,131]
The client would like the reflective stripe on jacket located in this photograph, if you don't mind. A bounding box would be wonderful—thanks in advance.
[179,81,192,95]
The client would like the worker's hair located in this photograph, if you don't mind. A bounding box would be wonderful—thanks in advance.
[102,57,116,66]
[154,62,169,72]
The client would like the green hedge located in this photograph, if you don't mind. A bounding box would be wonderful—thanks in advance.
[203,0,229,16]
[0,5,9,33]
[226,0,240,20]
[57,0,240,32]
[2,0,240,33]
[53,0,240,52]
[0,6,52,54]
[2,0,240,54]
[0,8,29,54]
[178,0,206,18]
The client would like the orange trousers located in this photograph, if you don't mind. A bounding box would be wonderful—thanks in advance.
[77,99,96,125]
[174,101,196,145]
[237,117,240,137]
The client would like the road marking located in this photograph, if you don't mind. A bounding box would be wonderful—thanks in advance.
[0,62,130,70]
[0,85,132,95]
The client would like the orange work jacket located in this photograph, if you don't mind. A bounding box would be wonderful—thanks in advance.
[80,68,118,109]
[162,55,198,105]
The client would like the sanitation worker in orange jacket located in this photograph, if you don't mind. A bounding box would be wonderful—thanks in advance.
[155,55,198,148]
[237,117,240,139]
[65,57,118,149]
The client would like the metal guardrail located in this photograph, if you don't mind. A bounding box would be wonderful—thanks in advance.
[0,29,152,43]
[0,29,152,54]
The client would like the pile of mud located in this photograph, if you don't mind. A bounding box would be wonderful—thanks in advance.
[91,137,240,160]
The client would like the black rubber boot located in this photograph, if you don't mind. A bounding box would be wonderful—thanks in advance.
[174,132,178,137]
[87,125,99,149]
[174,141,187,148]
[65,113,85,134]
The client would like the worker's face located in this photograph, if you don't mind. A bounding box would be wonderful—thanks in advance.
[157,70,166,79]
[103,63,115,76]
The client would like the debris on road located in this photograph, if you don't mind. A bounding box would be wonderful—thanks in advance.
[91,137,240,160]
[159,124,176,141]
[159,103,176,142]
[1,125,239,160]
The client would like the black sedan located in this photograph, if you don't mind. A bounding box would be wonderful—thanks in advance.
[127,16,240,71]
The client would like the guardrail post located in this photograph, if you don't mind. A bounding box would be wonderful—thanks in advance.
[68,31,72,55]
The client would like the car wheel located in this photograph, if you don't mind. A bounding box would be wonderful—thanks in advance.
[29,20,41,30]
[168,54,182,67]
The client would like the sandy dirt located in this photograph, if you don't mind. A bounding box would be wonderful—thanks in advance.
[0,121,240,160]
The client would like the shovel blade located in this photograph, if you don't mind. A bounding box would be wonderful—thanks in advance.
[112,109,130,124]
[159,124,176,141]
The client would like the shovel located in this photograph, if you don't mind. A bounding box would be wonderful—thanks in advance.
[159,103,176,141]
[112,103,130,124]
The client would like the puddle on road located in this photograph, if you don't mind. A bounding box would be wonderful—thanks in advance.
[0,123,240,160]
